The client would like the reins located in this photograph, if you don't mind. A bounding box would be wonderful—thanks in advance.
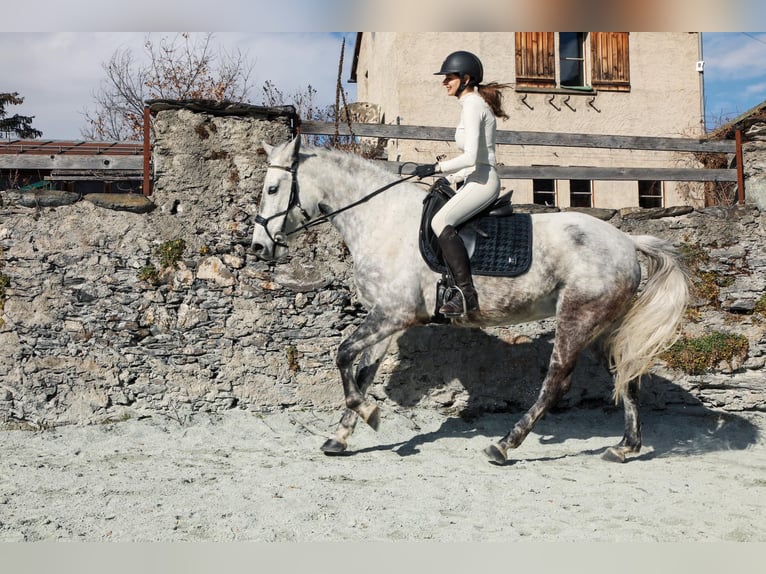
[255,142,421,248]
[285,172,419,236]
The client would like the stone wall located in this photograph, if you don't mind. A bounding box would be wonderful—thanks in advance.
[0,108,764,429]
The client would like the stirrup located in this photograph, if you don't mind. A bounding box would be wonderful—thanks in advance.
[439,286,478,317]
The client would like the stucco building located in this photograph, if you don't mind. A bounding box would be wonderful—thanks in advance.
[350,32,707,209]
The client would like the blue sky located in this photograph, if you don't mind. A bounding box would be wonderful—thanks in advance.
[702,32,766,128]
[2,32,765,139]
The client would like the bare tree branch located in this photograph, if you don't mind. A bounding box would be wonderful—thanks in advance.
[82,33,254,142]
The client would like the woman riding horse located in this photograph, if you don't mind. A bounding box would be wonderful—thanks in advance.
[415,51,512,317]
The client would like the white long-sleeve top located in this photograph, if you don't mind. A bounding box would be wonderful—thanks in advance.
[436,91,497,185]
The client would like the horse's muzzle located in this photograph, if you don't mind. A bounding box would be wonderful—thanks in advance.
[251,233,287,261]
[251,240,269,259]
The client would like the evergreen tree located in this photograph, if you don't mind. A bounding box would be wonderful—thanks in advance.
[0,92,42,139]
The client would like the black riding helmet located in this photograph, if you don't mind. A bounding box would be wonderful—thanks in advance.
[434,50,484,86]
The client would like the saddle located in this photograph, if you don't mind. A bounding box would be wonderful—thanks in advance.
[418,178,533,278]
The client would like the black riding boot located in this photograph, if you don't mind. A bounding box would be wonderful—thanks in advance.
[438,225,479,316]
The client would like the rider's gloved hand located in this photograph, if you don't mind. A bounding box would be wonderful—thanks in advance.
[414,163,439,178]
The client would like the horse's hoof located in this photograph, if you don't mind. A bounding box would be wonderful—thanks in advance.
[358,402,380,431]
[602,446,627,463]
[484,443,508,465]
[321,437,348,455]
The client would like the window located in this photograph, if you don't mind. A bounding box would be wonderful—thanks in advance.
[559,33,586,88]
[515,32,630,92]
[638,180,663,208]
[569,179,592,207]
[533,178,556,206]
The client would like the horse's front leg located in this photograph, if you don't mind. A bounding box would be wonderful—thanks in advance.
[321,309,407,454]
[321,336,393,454]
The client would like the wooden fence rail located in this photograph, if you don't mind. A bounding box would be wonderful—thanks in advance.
[300,120,740,186]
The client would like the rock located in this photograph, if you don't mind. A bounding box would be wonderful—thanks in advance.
[196,256,236,287]
[726,299,756,314]
[746,122,766,139]
[619,206,694,220]
[513,203,560,214]
[84,193,155,213]
[10,190,81,207]
[273,263,333,292]
[564,207,616,220]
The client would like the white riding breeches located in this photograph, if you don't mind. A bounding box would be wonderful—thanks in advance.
[430,164,500,236]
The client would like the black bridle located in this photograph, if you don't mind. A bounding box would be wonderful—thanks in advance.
[253,156,310,249]
[254,151,418,249]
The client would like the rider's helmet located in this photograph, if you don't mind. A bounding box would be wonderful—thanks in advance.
[434,51,484,86]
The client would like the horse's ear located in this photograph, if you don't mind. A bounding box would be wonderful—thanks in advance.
[289,134,301,156]
[261,141,274,158]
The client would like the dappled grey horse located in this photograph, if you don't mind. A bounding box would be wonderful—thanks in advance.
[252,136,689,464]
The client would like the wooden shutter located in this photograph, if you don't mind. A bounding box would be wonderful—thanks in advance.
[515,32,555,88]
[591,32,631,91]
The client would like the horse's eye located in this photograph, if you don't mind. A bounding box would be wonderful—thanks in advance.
[267,185,279,195]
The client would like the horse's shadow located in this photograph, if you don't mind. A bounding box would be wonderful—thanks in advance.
[361,324,761,462]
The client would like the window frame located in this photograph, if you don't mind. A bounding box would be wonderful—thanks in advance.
[638,180,663,208]
[569,179,593,208]
[559,32,587,89]
[533,177,557,206]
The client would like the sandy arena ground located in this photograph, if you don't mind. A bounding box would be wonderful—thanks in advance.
[1,404,764,543]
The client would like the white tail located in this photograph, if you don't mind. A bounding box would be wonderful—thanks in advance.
[607,235,690,402]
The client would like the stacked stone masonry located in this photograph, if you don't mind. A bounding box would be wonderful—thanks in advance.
[0,108,764,428]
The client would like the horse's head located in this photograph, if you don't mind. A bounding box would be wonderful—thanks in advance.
[252,136,311,261]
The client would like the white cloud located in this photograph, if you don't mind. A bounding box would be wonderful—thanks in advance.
[744,80,766,99]
[704,32,766,80]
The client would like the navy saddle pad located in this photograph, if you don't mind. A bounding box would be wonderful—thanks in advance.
[418,179,533,277]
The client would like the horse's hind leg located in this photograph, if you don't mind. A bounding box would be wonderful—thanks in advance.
[321,336,392,454]
[484,339,578,464]
[602,378,642,463]
[484,297,623,464]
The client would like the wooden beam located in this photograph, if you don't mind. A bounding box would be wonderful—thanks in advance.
[495,166,737,182]
[45,174,143,182]
[143,106,152,196]
[735,129,745,204]
[381,161,737,182]
[300,120,736,153]
[0,156,143,170]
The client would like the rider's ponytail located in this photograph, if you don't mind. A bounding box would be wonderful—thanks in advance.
[476,83,513,120]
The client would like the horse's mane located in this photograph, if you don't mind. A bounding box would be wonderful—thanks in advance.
[303,144,403,185]
[295,143,427,210]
